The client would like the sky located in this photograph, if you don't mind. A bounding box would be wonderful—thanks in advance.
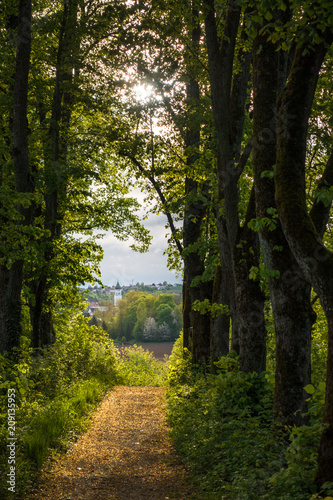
[99,195,182,287]
[98,86,182,288]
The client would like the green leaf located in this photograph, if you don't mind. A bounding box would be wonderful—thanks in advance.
[318,382,326,392]
[304,384,315,394]
[249,266,259,281]
[260,170,274,179]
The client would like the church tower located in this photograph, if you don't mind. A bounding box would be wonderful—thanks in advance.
[114,281,122,305]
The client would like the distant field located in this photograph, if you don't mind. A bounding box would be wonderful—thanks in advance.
[116,343,175,360]
[138,343,174,360]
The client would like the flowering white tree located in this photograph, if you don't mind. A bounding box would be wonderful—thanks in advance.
[158,322,172,342]
[143,317,159,341]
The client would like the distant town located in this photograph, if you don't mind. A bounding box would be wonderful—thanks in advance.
[82,281,182,315]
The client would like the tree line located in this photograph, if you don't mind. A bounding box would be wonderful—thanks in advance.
[108,291,182,342]
[1,0,333,486]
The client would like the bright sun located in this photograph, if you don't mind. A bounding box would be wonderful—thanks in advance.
[134,84,153,101]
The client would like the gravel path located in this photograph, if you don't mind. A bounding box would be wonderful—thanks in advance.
[31,386,199,500]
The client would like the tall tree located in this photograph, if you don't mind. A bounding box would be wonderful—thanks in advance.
[182,3,212,363]
[0,0,33,357]
[274,22,333,483]
[115,0,218,363]
[251,7,316,424]
[30,0,80,348]
[204,0,267,373]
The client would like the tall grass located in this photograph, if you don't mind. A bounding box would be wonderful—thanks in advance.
[0,316,170,499]
[116,344,168,386]
[24,379,105,468]
[0,315,120,499]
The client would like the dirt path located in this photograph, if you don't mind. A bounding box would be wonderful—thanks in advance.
[31,386,199,500]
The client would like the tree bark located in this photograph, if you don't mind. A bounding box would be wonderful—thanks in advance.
[210,264,230,366]
[216,213,239,353]
[236,189,267,374]
[0,0,32,357]
[183,179,211,363]
[204,0,267,372]
[182,275,192,351]
[252,26,315,424]
[274,31,333,483]
[182,4,211,363]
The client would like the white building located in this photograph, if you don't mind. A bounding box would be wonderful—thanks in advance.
[113,282,122,306]
[87,302,107,315]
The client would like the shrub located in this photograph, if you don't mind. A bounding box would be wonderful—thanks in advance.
[167,332,192,387]
[0,314,119,499]
[116,344,168,386]
[166,343,327,500]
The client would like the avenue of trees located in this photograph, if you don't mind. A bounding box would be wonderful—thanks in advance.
[1,0,333,488]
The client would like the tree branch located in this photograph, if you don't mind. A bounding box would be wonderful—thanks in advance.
[123,154,183,256]
[230,11,252,162]
[235,135,252,180]
[310,149,333,238]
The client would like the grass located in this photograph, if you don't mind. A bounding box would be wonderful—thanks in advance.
[0,320,170,499]
[0,377,112,500]
[24,378,106,468]
[116,344,168,386]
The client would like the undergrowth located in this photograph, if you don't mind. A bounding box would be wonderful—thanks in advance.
[4,318,330,500]
[0,313,167,499]
[166,335,332,500]
[116,344,168,386]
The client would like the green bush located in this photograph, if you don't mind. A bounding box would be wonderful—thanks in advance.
[0,314,119,499]
[167,333,192,386]
[166,343,327,500]
[116,344,168,386]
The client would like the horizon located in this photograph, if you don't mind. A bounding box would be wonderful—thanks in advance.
[82,281,182,289]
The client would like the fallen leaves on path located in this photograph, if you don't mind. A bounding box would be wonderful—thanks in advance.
[31,386,199,500]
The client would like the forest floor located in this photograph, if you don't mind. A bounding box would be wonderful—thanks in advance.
[30,386,200,500]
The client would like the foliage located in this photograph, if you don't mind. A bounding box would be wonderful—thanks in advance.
[166,342,329,499]
[0,313,120,499]
[116,344,168,387]
[193,298,230,318]
[311,298,328,386]
[109,291,182,342]
[167,333,193,387]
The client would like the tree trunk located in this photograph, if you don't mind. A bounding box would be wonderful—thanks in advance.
[317,310,333,486]
[30,271,55,349]
[182,276,192,351]
[274,31,333,483]
[183,178,211,363]
[0,0,32,357]
[0,262,24,357]
[252,26,315,424]
[204,0,241,356]
[182,5,211,364]
[205,0,267,372]
[30,0,79,347]
[216,213,239,353]
[235,191,267,373]
[210,265,230,367]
